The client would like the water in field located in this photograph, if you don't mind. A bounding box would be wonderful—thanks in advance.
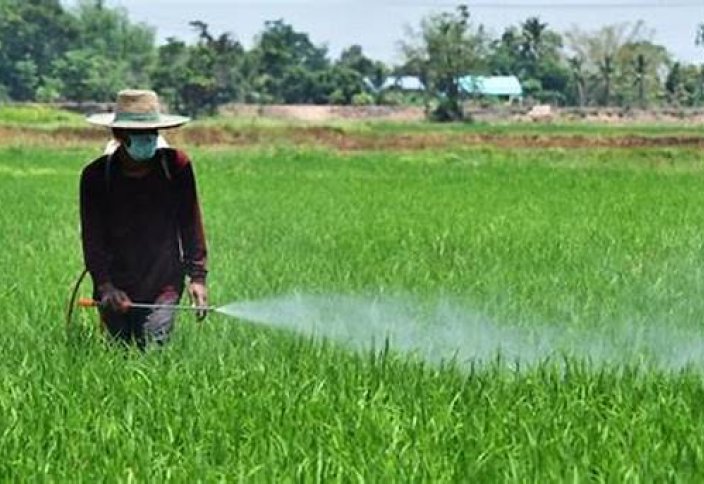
[217,293,704,370]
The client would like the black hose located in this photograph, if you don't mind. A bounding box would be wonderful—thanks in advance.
[66,269,88,332]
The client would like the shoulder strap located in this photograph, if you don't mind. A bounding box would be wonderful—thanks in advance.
[158,149,172,181]
[103,149,172,193]
[104,152,115,193]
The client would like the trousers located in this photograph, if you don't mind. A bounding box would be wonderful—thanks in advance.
[99,290,179,349]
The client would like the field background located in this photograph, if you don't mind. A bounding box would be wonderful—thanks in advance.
[1,110,704,480]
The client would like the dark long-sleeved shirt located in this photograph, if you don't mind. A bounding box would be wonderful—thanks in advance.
[80,148,207,302]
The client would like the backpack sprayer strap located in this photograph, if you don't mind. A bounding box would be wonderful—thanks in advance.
[104,151,114,191]
[104,149,171,190]
[159,150,172,181]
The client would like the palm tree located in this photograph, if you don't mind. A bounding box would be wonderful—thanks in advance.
[520,17,548,78]
[598,54,614,106]
[568,56,587,107]
[633,53,647,108]
[665,62,682,106]
[565,21,650,107]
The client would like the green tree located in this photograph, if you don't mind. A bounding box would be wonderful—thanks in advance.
[35,76,63,103]
[151,38,191,113]
[665,62,680,105]
[489,18,568,105]
[0,0,78,100]
[152,22,248,117]
[565,21,655,107]
[10,59,40,101]
[331,45,386,104]
[0,0,158,101]
[400,5,486,121]
[326,66,362,105]
[250,19,330,103]
[673,63,704,106]
[366,62,389,104]
[634,53,648,108]
[69,0,156,88]
[337,45,375,77]
[191,21,249,102]
[691,23,704,104]
[613,41,670,108]
[520,17,549,78]
[50,49,121,102]
[488,27,521,75]
[523,19,569,104]
[692,64,704,106]
[599,54,615,106]
[568,56,587,107]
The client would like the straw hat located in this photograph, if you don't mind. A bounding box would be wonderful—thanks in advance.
[86,89,190,129]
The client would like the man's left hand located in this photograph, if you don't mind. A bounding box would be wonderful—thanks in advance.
[188,281,208,321]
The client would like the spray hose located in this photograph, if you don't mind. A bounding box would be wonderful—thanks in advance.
[66,269,88,331]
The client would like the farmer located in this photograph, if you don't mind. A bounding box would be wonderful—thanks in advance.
[80,89,208,348]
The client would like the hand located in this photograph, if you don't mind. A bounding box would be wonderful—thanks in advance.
[98,282,132,313]
[188,281,208,321]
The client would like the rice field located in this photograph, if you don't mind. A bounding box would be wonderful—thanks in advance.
[2,126,704,480]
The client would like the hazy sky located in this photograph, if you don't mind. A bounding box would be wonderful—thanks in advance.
[65,0,703,64]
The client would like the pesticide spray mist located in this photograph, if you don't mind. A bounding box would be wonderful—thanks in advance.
[218,293,704,371]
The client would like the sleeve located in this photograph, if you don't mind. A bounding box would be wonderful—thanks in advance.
[80,165,112,287]
[175,155,208,283]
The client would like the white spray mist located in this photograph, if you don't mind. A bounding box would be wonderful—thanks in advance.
[218,293,704,371]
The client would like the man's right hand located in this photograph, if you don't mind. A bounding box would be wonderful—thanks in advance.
[98,282,132,313]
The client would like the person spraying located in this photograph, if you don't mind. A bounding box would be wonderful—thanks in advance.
[80,89,208,348]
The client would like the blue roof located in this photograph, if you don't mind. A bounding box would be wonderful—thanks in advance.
[364,75,523,96]
[459,76,523,96]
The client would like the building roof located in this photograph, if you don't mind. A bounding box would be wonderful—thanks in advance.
[364,76,425,92]
[364,75,523,97]
[459,76,523,96]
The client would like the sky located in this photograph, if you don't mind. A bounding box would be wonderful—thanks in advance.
[65,0,703,64]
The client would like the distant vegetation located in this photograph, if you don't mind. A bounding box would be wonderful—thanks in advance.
[0,105,82,125]
[0,0,702,120]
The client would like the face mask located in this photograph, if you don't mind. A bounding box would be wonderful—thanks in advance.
[125,133,158,161]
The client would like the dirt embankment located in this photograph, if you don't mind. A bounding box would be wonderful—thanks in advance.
[1,125,703,151]
[218,104,704,125]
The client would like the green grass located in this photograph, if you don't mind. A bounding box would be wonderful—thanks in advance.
[329,119,704,137]
[2,142,704,480]
[0,104,84,126]
[198,110,704,137]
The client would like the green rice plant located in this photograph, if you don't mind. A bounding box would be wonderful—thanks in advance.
[1,142,704,480]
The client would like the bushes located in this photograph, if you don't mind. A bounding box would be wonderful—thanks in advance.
[0,104,81,125]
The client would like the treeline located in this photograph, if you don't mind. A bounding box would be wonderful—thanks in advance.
[1,0,703,119]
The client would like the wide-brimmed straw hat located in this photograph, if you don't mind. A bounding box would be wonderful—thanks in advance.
[86,89,190,129]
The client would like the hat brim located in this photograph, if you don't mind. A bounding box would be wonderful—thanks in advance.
[86,113,190,129]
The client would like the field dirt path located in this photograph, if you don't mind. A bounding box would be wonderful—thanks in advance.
[1,125,703,150]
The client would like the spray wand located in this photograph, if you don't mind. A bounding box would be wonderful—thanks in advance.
[65,269,234,331]
[77,298,223,314]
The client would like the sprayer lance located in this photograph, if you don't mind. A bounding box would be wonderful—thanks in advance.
[77,298,215,312]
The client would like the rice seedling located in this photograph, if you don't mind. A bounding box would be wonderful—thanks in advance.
[2,139,704,480]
